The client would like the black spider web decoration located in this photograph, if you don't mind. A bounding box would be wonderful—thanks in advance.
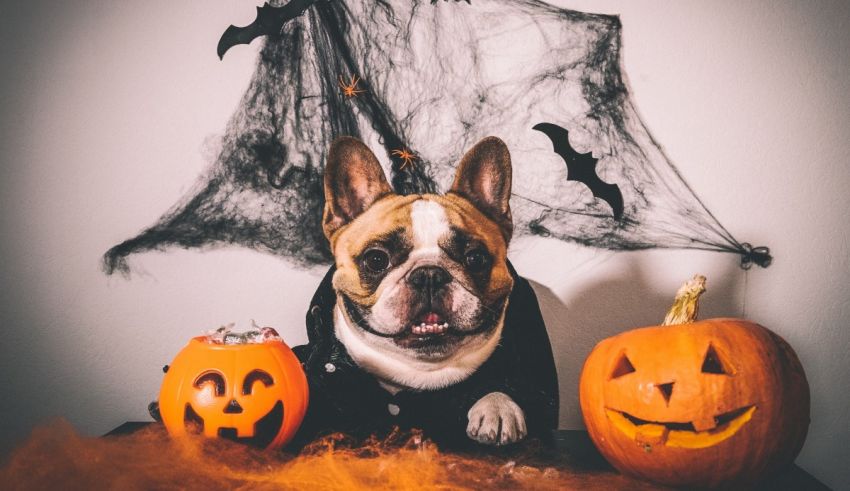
[103,0,771,276]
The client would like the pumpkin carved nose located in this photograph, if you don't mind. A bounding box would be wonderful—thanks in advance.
[657,382,674,405]
[224,399,243,414]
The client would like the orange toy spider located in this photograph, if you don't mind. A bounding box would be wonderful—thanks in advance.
[339,75,366,98]
[391,148,417,170]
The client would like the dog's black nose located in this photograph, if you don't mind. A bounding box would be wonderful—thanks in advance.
[408,266,452,291]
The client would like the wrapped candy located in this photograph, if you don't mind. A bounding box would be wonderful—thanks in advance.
[204,323,281,344]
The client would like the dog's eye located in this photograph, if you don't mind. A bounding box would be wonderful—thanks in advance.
[364,249,390,272]
[464,249,490,271]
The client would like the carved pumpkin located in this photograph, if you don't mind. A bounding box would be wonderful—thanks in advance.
[159,336,309,450]
[579,276,809,488]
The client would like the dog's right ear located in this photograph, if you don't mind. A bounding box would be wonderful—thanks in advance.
[323,137,394,240]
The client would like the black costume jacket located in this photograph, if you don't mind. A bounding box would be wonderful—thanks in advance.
[291,263,559,449]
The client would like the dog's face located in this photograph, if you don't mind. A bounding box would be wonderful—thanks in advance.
[322,136,515,390]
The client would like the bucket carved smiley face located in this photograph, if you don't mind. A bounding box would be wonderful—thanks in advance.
[158,336,309,450]
[579,276,810,488]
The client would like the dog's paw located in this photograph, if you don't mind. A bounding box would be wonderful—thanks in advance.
[466,392,527,445]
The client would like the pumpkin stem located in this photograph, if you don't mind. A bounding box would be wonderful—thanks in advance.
[663,275,707,325]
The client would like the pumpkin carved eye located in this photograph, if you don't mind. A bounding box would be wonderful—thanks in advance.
[193,371,226,396]
[701,344,734,375]
[609,352,636,379]
[242,369,274,395]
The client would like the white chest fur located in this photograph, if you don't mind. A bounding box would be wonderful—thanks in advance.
[333,303,504,391]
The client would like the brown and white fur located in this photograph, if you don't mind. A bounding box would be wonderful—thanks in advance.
[322,136,526,445]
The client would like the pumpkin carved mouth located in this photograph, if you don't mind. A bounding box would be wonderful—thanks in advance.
[605,405,756,449]
[184,401,284,448]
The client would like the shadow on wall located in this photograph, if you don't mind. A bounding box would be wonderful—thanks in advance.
[528,254,744,429]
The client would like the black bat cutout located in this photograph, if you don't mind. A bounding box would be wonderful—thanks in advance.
[218,0,470,60]
[217,0,318,60]
[533,122,624,221]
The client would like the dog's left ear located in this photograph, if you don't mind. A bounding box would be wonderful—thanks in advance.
[323,136,394,241]
[450,136,513,240]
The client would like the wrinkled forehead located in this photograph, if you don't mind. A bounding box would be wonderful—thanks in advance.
[332,194,506,256]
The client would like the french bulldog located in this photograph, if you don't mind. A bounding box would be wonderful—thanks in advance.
[292,136,558,448]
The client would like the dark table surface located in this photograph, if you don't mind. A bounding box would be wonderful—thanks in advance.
[107,423,829,490]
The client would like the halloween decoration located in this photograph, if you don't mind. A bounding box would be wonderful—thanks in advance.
[216,0,317,60]
[391,148,417,170]
[103,0,771,276]
[158,330,309,450]
[339,75,366,98]
[2,423,673,490]
[579,275,809,488]
[533,122,624,220]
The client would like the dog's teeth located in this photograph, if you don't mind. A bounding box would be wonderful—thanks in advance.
[412,322,452,336]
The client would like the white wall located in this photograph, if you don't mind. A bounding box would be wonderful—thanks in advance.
[1,0,847,487]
